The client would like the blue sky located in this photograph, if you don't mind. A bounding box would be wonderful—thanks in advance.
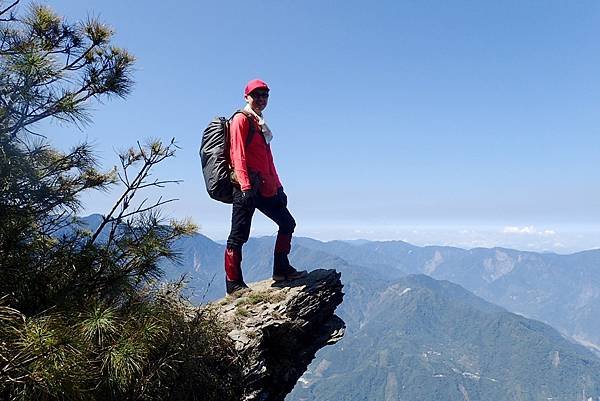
[44,0,600,252]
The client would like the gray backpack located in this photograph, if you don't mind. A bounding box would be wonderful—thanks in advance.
[199,110,256,203]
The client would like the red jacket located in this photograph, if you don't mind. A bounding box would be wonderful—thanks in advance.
[229,112,282,197]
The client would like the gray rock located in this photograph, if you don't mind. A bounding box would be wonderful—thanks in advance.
[211,269,345,401]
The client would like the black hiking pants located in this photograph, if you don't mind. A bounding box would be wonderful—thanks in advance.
[226,187,296,250]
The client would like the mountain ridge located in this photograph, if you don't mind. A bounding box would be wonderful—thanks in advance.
[289,273,600,401]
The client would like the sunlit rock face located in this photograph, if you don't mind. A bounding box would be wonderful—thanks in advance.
[213,269,344,401]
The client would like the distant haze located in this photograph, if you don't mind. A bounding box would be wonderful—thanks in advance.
[191,214,600,254]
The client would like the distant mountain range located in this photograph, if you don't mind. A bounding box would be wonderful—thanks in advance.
[156,228,600,351]
[289,238,600,352]
[289,274,600,401]
[78,215,600,400]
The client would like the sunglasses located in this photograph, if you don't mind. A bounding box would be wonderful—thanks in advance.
[250,91,270,99]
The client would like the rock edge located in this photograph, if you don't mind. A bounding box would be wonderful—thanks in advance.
[214,269,345,401]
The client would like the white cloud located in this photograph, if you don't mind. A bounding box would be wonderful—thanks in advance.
[503,225,536,234]
[502,226,557,237]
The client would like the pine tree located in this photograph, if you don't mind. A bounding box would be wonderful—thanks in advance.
[0,2,243,399]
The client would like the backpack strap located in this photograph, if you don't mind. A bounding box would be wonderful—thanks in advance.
[230,110,264,147]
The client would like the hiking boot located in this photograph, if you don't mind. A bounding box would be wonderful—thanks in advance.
[226,280,251,297]
[273,252,307,282]
[272,265,308,282]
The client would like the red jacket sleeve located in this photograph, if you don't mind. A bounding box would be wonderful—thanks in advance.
[229,114,252,191]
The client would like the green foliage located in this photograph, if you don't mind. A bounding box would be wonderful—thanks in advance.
[2,288,245,400]
[235,289,286,306]
[0,2,243,400]
[0,2,134,135]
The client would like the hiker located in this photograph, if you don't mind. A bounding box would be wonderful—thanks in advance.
[224,79,307,295]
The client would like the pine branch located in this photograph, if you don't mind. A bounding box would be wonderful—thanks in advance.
[0,0,19,18]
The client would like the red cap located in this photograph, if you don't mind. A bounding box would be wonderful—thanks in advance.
[244,79,269,96]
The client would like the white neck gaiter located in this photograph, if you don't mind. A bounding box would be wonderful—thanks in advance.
[244,104,273,144]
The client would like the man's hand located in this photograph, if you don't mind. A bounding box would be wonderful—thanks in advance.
[277,187,287,207]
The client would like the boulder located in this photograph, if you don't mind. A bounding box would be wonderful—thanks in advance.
[214,269,345,401]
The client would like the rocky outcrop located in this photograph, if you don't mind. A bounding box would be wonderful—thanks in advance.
[214,269,345,401]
